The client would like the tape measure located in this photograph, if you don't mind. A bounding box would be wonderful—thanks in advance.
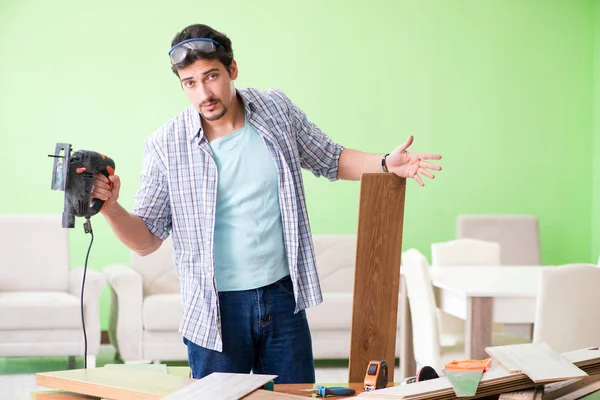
[364,359,389,391]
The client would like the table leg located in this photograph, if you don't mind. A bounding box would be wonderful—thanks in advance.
[466,297,493,359]
[399,277,416,380]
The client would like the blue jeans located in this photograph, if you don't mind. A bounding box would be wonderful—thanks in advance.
[183,275,316,384]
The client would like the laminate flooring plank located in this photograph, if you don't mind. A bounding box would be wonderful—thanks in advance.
[485,344,587,383]
[243,389,306,399]
[162,373,277,400]
[36,368,192,400]
[349,174,406,383]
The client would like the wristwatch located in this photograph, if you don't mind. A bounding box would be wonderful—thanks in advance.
[381,153,390,173]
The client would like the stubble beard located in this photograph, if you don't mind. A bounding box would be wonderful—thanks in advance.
[199,99,228,121]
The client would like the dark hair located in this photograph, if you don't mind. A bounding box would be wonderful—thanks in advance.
[170,24,234,75]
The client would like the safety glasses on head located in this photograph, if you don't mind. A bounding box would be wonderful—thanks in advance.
[168,38,222,65]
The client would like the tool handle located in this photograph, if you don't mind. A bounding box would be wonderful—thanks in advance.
[89,157,116,216]
[324,386,356,396]
[445,358,492,372]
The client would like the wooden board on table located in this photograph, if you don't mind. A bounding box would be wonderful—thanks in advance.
[357,347,600,400]
[32,392,98,400]
[348,174,406,383]
[244,389,306,399]
[36,367,192,400]
[485,343,587,383]
[162,372,277,400]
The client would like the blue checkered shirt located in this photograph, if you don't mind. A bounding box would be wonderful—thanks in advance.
[133,88,345,351]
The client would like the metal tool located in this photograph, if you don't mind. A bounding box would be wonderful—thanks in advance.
[298,385,356,397]
[364,359,389,391]
[444,358,492,397]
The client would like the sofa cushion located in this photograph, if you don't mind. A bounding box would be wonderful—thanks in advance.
[306,293,353,330]
[313,235,357,293]
[0,215,69,292]
[143,294,183,331]
[0,292,81,329]
[131,237,180,297]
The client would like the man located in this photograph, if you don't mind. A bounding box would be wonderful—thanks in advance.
[92,23,442,383]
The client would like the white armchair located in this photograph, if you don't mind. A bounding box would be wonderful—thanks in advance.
[104,237,187,364]
[0,214,105,368]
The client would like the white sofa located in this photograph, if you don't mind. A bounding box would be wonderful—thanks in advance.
[0,214,106,367]
[306,234,402,359]
[105,234,402,362]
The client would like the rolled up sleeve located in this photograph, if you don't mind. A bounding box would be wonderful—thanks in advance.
[132,136,172,240]
[280,92,344,181]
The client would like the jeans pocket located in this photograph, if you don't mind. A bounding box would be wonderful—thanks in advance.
[277,276,295,296]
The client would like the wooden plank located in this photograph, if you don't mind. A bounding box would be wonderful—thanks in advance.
[543,374,600,400]
[32,392,99,400]
[485,343,587,383]
[466,297,493,359]
[162,373,277,400]
[498,386,543,400]
[348,174,406,383]
[243,389,306,399]
[36,368,192,400]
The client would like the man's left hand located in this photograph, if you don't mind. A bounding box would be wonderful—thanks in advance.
[386,135,442,186]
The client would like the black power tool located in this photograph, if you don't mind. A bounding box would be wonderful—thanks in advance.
[49,142,116,369]
[50,143,116,228]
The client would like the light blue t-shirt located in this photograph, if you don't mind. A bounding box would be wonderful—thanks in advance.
[209,116,289,292]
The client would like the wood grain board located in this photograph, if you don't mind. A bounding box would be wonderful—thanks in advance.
[542,374,600,400]
[485,343,587,383]
[31,392,99,400]
[244,389,307,399]
[497,387,543,400]
[357,347,600,400]
[36,367,193,400]
[162,372,277,400]
[348,174,406,383]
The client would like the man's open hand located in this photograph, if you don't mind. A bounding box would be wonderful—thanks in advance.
[385,135,442,186]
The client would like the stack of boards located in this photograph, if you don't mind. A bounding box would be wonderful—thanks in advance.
[359,343,600,400]
[36,366,305,400]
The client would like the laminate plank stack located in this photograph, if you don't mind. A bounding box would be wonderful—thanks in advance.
[357,346,600,400]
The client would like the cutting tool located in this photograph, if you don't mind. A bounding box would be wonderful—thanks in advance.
[444,358,492,397]
[298,385,356,397]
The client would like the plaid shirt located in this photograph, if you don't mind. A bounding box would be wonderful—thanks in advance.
[133,88,345,351]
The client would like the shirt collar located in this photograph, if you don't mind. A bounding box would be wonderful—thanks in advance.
[188,89,256,142]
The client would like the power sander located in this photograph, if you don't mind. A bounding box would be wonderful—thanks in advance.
[49,143,115,228]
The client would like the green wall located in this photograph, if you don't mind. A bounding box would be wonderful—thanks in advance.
[594,0,600,264]
[0,0,596,330]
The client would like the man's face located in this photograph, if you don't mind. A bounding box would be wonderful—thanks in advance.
[177,58,238,121]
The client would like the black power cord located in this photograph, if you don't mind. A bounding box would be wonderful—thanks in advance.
[81,217,94,369]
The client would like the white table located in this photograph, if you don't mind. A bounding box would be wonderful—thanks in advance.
[399,265,551,379]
